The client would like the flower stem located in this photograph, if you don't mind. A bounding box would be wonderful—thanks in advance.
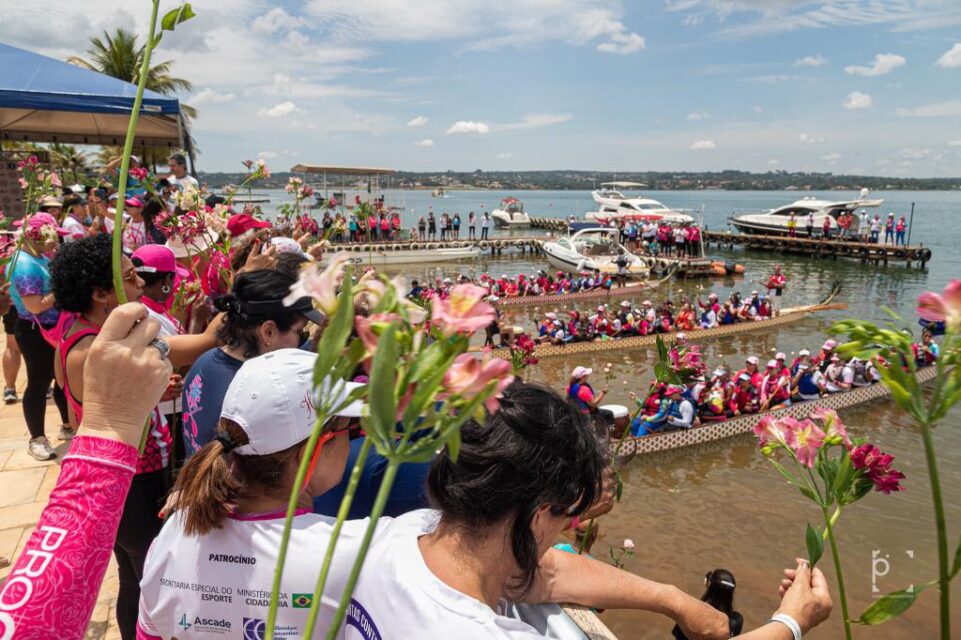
[822,505,852,640]
[921,421,951,640]
[324,459,401,640]
[301,438,372,639]
[112,0,160,304]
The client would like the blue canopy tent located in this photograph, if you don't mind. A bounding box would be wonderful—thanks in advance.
[0,42,187,149]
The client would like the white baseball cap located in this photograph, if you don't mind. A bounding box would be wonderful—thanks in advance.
[775,352,786,360]
[766,359,778,368]
[676,332,687,341]
[221,349,364,456]
[571,366,592,379]
[713,367,727,377]
[746,356,760,365]
[545,312,557,320]
[799,348,811,356]
[620,300,631,308]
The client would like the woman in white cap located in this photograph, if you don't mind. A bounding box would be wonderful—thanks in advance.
[138,349,367,638]
[566,366,607,414]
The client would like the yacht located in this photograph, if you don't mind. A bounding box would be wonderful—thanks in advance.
[491,197,531,228]
[588,182,695,224]
[542,228,650,277]
[730,189,884,236]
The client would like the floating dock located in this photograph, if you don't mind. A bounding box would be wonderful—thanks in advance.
[701,230,932,268]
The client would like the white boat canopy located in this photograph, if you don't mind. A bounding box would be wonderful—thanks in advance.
[600,181,646,188]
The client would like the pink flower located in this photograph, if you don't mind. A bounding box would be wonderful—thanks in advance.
[355,313,402,355]
[784,418,826,468]
[851,444,905,494]
[17,178,26,189]
[442,352,514,412]
[753,415,791,447]
[49,172,62,187]
[284,252,350,315]
[431,284,496,335]
[917,280,961,331]
[812,407,851,447]
[623,539,635,550]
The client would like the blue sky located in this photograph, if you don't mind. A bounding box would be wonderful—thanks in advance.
[4,0,961,175]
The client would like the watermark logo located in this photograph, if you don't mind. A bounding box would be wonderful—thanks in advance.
[872,549,915,597]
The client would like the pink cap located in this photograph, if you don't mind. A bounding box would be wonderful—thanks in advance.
[125,196,144,208]
[776,352,787,360]
[746,356,759,365]
[14,212,69,236]
[571,366,592,379]
[822,340,838,350]
[131,244,190,278]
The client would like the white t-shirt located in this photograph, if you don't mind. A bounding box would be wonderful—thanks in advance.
[62,216,86,241]
[170,174,200,190]
[346,509,544,639]
[139,510,376,639]
[104,214,147,252]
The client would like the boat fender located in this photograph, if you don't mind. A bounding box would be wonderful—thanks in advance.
[859,247,870,256]
[410,243,419,250]
[920,248,932,262]
[712,265,726,276]
[876,248,888,258]
[656,258,671,272]
[894,249,905,259]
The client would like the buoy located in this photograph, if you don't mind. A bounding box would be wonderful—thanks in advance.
[656,259,671,272]
[920,248,932,262]
[410,243,420,250]
[894,249,905,259]
[877,248,888,258]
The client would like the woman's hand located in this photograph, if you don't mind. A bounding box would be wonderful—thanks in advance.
[242,239,278,273]
[776,559,833,634]
[79,303,172,447]
[579,466,616,521]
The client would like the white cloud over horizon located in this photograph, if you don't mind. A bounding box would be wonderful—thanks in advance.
[257,101,301,117]
[795,54,827,67]
[446,120,491,135]
[407,116,429,128]
[414,138,434,147]
[845,53,906,76]
[843,91,873,110]
[896,100,961,117]
[690,139,717,150]
[936,43,961,68]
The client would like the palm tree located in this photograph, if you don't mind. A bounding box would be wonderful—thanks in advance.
[68,28,196,119]
[69,28,199,170]
[48,143,89,183]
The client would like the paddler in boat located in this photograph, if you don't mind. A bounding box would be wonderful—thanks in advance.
[630,385,695,436]
[766,264,787,297]
[756,294,773,319]
[735,355,764,387]
[729,373,761,416]
[813,339,838,372]
[566,366,608,414]
[759,360,792,411]
[791,360,825,402]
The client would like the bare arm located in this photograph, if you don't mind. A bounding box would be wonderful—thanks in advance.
[526,550,729,640]
[166,312,224,368]
[20,292,55,315]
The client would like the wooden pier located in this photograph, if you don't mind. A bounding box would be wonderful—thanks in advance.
[702,230,932,268]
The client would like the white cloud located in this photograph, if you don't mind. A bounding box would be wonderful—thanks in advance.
[767,159,780,165]
[257,150,279,159]
[257,101,301,117]
[407,116,429,128]
[843,91,873,110]
[900,147,931,159]
[845,53,906,76]
[794,54,827,67]
[414,139,434,147]
[936,43,961,69]
[498,113,573,131]
[752,105,764,113]
[799,133,825,144]
[821,152,842,162]
[497,152,514,159]
[596,32,646,54]
[251,7,306,36]
[191,88,236,105]
[690,139,717,150]
[446,120,491,135]
[896,100,961,117]
[949,140,961,147]
[686,112,710,120]
[305,1,646,55]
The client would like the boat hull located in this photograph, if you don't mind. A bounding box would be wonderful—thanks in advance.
[614,366,937,457]
[542,248,648,277]
[492,210,531,228]
[729,217,816,237]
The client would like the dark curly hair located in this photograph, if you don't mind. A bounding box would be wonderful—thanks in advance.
[427,381,605,597]
[50,234,116,314]
[214,269,302,358]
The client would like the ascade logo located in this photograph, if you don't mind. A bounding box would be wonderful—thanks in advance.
[243,617,266,640]
[178,614,231,635]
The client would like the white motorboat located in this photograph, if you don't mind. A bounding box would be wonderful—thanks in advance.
[491,197,531,228]
[730,188,884,236]
[588,182,695,224]
[342,245,481,266]
[542,228,650,277]
[431,187,449,198]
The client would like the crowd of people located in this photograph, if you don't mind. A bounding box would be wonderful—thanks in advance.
[531,290,780,345]
[562,332,939,438]
[0,153,838,640]
[611,219,703,258]
[787,210,910,244]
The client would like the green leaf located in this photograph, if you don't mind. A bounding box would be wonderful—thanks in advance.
[798,486,820,503]
[653,362,681,385]
[151,34,163,49]
[314,278,355,388]
[768,459,805,490]
[365,322,400,452]
[805,523,824,567]
[853,582,933,625]
[831,449,855,499]
[161,3,196,31]
[655,336,668,363]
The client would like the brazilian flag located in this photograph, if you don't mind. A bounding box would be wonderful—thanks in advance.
[292,593,314,608]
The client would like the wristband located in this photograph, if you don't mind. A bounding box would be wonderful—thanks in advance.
[769,613,802,640]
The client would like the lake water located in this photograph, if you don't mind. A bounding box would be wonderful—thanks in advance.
[263,188,961,638]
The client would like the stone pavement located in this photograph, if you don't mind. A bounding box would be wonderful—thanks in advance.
[0,360,122,640]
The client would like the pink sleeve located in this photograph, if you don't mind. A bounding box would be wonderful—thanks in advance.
[577,386,595,404]
[0,436,138,639]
